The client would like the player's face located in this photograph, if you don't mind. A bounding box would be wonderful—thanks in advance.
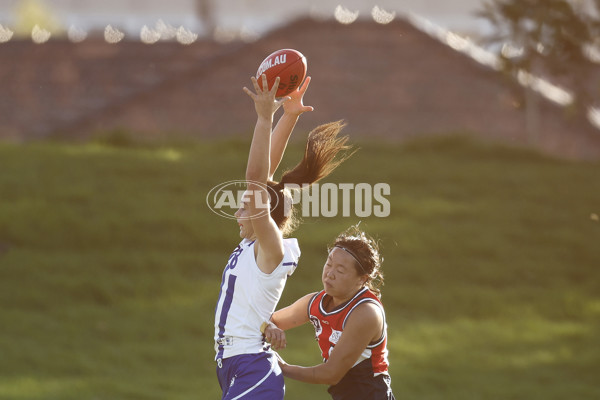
[234,195,255,239]
[322,247,366,301]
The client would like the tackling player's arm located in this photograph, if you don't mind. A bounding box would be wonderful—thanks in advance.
[279,302,383,385]
[263,292,316,350]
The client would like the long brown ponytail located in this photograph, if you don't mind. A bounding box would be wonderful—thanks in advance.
[280,120,355,186]
[268,120,356,235]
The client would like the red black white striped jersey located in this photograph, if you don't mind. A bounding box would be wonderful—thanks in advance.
[307,287,390,376]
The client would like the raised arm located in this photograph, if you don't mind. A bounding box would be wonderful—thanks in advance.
[243,75,290,273]
[269,77,314,180]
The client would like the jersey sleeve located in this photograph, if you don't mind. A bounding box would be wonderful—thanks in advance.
[254,238,301,280]
[281,238,301,276]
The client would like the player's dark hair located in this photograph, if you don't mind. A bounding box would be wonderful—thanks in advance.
[268,120,355,236]
[328,224,384,298]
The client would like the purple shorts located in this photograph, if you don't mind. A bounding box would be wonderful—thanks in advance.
[216,352,284,400]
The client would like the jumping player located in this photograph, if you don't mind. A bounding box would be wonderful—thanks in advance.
[214,74,354,400]
[263,225,396,399]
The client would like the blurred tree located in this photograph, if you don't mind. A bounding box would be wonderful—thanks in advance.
[13,0,63,38]
[477,0,600,140]
[195,0,216,37]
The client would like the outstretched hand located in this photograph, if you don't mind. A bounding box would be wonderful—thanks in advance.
[283,76,314,116]
[243,75,290,120]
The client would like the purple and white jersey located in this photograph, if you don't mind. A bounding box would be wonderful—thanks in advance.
[214,238,300,360]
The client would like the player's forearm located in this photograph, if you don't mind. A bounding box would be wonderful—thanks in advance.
[281,363,342,386]
[270,112,300,178]
[271,293,313,330]
[271,307,307,331]
[246,116,273,183]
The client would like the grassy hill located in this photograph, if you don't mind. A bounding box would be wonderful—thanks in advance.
[0,135,599,399]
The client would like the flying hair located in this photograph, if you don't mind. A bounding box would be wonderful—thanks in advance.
[268,120,356,236]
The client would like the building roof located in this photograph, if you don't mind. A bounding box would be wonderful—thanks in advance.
[1,17,599,158]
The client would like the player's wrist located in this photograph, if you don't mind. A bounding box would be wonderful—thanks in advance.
[256,114,274,124]
[282,109,302,117]
[260,319,276,334]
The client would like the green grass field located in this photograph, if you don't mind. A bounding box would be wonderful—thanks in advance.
[1,135,599,400]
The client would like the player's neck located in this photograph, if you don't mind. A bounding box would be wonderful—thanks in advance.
[325,287,363,311]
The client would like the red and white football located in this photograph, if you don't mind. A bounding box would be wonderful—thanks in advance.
[255,49,307,97]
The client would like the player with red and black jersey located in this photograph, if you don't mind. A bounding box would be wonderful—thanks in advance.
[263,226,395,400]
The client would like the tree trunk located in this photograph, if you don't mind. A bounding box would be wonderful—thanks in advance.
[525,84,540,145]
[196,0,216,37]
